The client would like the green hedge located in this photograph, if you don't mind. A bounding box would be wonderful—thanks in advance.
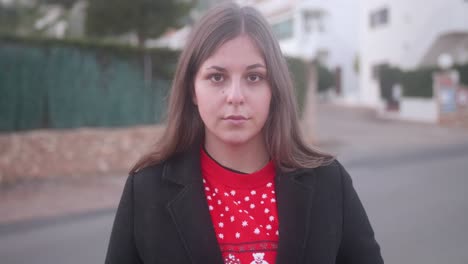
[455,64,468,87]
[286,59,335,117]
[286,57,308,117]
[378,63,468,99]
[401,67,437,98]
[316,62,335,92]
[378,65,401,102]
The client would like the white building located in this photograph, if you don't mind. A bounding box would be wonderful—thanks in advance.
[239,0,360,104]
[149,0,360,104]
[359,0,468,108]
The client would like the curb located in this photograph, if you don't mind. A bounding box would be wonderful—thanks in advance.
[0,207,116,237]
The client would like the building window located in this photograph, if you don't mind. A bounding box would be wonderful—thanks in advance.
[272,18,293,40]
[370,7,389,29]
[303,10,325,33]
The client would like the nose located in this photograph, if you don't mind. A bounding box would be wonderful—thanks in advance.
[226,78,245,105]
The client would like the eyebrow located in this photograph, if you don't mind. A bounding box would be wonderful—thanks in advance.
[206,63,266,72]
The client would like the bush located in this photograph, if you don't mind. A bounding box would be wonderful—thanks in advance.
[316,62,335,92]
[286,57,308,117]
[378,62,468,99]
[379,65,402,102]
[455,64,468,87]
[378,64,437,99]
[401,67,438,98]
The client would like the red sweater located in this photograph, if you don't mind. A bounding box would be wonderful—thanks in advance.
[201,148,279,264]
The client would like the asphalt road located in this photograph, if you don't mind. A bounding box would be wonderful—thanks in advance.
[345,144,468,264]
[1,104,467,264]
[0,211,113,264]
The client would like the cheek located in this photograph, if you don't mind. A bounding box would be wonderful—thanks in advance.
[194,82,218,122]
[257,88,272,119]
[260,91,273,130]
[197,100,216,122]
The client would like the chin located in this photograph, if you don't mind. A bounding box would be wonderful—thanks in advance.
[218,133,254,146]
[220,137,250,146]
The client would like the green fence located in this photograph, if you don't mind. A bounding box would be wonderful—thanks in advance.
[0,36,177,132]
[0,36,310,132]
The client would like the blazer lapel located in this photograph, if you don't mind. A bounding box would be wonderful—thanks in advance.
[164,147,224,264]
[162,146,318,264]
[275,168,317,264]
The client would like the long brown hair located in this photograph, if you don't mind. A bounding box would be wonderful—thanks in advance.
[130,3,334,174]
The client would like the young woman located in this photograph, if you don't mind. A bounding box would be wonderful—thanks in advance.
[105,3,383,264]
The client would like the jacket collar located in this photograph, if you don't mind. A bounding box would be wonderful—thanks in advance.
[162,146,318,264]
[275,166,317,263]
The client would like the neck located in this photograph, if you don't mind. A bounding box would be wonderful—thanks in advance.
[204,135,270,174]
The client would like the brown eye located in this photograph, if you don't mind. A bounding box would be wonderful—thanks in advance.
[247,74,263,82]
[210,73,224,83]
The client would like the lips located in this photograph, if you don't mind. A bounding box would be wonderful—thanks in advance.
[224,115,248,120]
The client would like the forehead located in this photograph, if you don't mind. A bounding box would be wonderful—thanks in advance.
[200,34,265,69]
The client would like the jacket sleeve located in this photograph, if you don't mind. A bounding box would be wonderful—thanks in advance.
[336,162,384,264]
[105,174,143,264]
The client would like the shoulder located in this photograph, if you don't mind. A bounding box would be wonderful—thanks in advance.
[314,159,342,175]
[298,159,346,180]
[316,159,352,188]
[294,159,350,191]
[131,162,166,186]
[128,151,191,195]
[130,151,186,184]
[128,154,182,192]
[125,158,185,206]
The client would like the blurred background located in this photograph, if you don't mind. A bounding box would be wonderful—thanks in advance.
[0,0,467,263]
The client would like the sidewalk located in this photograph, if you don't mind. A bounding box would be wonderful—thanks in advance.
[314,103,468,162]
[0,174,126,225]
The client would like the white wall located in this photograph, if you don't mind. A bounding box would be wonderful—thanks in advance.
[300,0,360,104]
[359,0,468,107]
[249,0,360,104]
[400,98,438,123]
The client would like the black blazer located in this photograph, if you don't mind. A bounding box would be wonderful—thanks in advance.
[105,147,383,264]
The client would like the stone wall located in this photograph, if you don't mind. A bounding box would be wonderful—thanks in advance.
[0,125,164,186]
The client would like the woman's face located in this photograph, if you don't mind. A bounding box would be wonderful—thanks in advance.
[193,34,272,146]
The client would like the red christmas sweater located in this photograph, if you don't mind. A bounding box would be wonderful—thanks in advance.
[201,148,279,264]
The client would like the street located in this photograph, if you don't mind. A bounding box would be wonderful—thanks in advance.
[1,104,467,264]
[347,146,468,264]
